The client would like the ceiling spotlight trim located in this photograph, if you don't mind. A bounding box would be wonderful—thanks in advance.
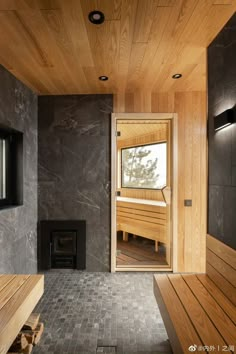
[88,10,105,25]
[172,73,182,79]
[99,75,108,81]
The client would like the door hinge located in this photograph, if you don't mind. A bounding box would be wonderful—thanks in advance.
[115,131,121,137]
[115,191,121,196]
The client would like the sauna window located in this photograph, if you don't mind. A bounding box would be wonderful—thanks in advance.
[0,137,6,199]
[0,126,23,209]
[121,142,167,189]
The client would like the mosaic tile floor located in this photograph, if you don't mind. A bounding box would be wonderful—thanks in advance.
[34,271,172,354]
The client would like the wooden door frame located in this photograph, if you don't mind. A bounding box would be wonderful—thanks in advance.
[111,113,178,272]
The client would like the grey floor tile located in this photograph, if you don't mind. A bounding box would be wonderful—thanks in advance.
[33,271,172,354]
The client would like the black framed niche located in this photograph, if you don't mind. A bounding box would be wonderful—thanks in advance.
[38,220,86,271]
[0,125,23,209]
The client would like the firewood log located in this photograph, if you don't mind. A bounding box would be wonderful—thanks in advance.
[22,313,40,331]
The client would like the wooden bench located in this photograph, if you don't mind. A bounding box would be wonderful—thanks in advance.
[153,235,236,354]
[0,274,44,354]
[117,197,167,252]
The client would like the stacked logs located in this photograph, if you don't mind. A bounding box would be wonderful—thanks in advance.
[8,313,44,354]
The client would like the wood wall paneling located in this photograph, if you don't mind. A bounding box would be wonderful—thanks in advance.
[114,91,207,273]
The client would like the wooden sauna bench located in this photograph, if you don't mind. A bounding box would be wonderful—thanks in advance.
[153,235,236,354]
[0,274,44,354]
[116,196,167,252]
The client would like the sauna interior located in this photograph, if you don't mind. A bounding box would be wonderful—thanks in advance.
[0,1,236,353]
[116,119,172,269]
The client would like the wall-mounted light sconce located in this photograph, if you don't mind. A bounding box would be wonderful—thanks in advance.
[214,109,234,131]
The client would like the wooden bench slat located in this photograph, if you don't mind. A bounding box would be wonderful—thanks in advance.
[168,274,226,347]
[206,263,236,306]
[207,234,236,270]
[117,200,168,247]
[117,201,166,213]
[153,275,203,354]
[117,206,167,220]
[197,274,236,325]
[207,249,236,287]
[154,237,236,354]
[117,211,166,225]
[117,222,166,242]
[182,274,236,346]
[0,275,30,311]
[117,217,166,231]
[0,275,16,292]
[0,275,44,354]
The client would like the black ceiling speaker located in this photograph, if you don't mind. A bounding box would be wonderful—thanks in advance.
[214,109,234,131]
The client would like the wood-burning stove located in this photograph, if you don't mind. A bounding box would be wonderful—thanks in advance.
[38,220,86,270]
[51,230,77,268]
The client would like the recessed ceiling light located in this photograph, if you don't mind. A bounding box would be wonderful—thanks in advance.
[99,76,108,81]
[172,73,182,79]
[88,11,105,25]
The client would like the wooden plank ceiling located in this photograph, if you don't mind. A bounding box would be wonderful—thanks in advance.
[0,0,235,95]
[117,120,167,141]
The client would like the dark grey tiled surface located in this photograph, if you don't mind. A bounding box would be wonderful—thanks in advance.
[38,95,112,271]
[34,272,172,354]
[207,13,236,249]
[0,64,37,274]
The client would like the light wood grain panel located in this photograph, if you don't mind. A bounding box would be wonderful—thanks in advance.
[126,43,147,91]
[207,249,236,287]
[117,126,167,146]
[97,0,122,20]
[117,200,166,214]
[117,220,166,242]
[58,0,94,67]
[0,0,60,11]
[175,92,206,272]
[207,234,236,269]
[132,6,172,91]
[117,0,138,92]
[197,274,236,324]
[155,0,176,6]
[142,0,198,92]
[0,275,30,311]
[0,1,235,93]
[119,188,165,201]
[0,275,16,292]
[117,211,166,225]
[41,8,89,92]
[206,263,236,306]
[153,275,203,354]
[213,0,233,4]
[183,274,236,345]
[117,206,167,220]
[133,0,156,43]
[151,93,175,112]
[169,274,226,347]
[0,10,57,94]
[191,92,205,271]
[114,91,207,273]
[0,275,44,354]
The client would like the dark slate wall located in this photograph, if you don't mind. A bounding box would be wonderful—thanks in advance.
[208,13,236,249]
[38,95,112,271]
[0,65,38,273]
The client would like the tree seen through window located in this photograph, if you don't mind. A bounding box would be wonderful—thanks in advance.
[121,143,167,189]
